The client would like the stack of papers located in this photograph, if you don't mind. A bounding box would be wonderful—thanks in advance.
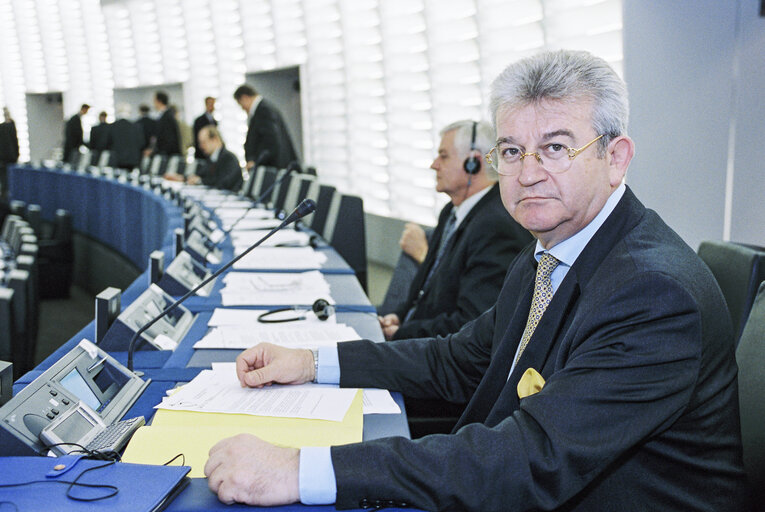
[194,323,361,350]
[219,270,332,306]
[233,229,311,248]
[232,246,328,270]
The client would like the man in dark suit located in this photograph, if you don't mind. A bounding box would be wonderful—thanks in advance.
[152,91,180,156]
[109,104,143,171]
[0,107,19,198]
[187,125,242,192]
[89,111,111,152]
[136,104,157,154]
[233,84,297,170]
[193,96,217,160]
[63,103,89,163]
[379,120,532,341]
[205,50,747,511]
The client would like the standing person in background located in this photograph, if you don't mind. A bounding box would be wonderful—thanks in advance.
[233,84,297,170]
[152,91,180,156]
[136,104,157,156]
[0,107,19,198]
[63,103,90,164]
[110,104,144,171]
[89,111,111,152]
[193,96,217,160]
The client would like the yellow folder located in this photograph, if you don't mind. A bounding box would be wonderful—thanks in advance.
[122,390,363,477]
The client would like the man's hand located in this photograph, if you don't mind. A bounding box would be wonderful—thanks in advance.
[186,174,201,185]
[246,160,255,170]
[379,313,401,341]
[205,434,300,506]
[236,343,315,388]
[399,223,428,264]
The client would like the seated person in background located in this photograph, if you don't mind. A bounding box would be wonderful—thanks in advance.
[187,126,243,192]
[204,49,746,512]
[379,120,532,341]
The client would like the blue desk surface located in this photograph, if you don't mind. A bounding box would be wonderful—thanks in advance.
[7,166,413,512]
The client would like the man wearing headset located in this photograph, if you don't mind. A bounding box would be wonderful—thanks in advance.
[379,120,532,342]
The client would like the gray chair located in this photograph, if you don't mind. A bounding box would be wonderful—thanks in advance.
[736,281,765,510]
[697,240,765,345]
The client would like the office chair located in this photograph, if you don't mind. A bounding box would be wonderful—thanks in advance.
[377,227,434,316]
[736,281,765,510]
[697,240,765,346]
[37,209,74,299]
[324,193,368,292]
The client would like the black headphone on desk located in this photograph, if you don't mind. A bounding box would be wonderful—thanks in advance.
[463,121,480,175]
[257,298,335,323]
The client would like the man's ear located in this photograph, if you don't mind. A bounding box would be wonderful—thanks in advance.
[607,135,634,186]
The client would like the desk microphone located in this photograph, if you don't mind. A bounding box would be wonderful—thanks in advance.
[126,198,317,373]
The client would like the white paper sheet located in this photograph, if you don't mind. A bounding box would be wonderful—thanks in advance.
[208,307,331,327]
[155,366,357,422]
[232,229,311,248]
[193,324,361,349]
[232,247,327,270]
[362,389,402,415]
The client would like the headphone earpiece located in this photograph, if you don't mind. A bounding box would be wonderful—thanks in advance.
[463,121,480,175]
[312,298,335,321]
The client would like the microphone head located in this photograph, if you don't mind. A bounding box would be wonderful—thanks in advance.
[283,198,316,224]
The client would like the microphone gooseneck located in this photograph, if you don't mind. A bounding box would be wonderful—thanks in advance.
[126,198,317,372]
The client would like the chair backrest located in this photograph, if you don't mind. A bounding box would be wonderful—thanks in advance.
[251,167,277,203]
[698,241,765,345]
[282,174,313,214]
[271,171,293,212]
[736,281,765,508]
[327,193,368,291]
[165,155,181,175]
[310,184,336,236]
[97,150,111,168]
[149,154,164,176]
[25,204,42,235]
[53,209,73,243]
[76,149,92,171]
[184,159,198,178]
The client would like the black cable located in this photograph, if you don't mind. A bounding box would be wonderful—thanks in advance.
[0,459,118,503]
[163,453,185,466]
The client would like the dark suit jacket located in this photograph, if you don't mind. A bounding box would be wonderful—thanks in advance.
[89,122,111,151]
[155,109,181,155]
[332,187,746,511]
[136,116,157,151]
[197,147,242,192]
[63,114,84,162]
[193,112,217,159]
[393,183,532,340]
[0,121,19,163]
[108,119,143,170]
[244,99,297,169]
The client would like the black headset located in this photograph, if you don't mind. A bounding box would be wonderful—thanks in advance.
[463,121,481,175]
[257,298,335,323]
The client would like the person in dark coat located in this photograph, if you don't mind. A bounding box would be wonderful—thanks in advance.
[187,125,242,192]
[192,96,217,160]
[63,103,90,163]
[0,107,20,197]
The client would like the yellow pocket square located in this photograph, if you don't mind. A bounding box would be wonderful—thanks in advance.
[517,368,545,399]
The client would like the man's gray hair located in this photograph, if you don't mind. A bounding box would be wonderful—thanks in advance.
[439,120,498,180]
[489,50,628,156]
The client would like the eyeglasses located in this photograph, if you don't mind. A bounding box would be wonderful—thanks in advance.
[485,134,604,175]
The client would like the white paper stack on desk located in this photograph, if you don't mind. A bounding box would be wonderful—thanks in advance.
[232,246,327,270]
[219,270,332,306]
[232,229,311,248]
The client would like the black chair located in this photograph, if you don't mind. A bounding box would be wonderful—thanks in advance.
[25,204,42,235]
[37,209,74,299]
[377,228,433,316]
[309,184,336,237]
[324,193,368,291]
[698,241,765,345]
[271,171,293,213]
[736,281,765,510]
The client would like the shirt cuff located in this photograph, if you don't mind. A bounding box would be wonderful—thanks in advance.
[299,446,337,505]
[317,346,340,384]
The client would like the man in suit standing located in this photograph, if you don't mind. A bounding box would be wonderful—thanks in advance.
[136,104,157,156]
[152,91,180,156]
[379,120,532,342]
[109,104,143,171]
[63,103,89,164]
[89,111,111,152]
[205,50,746,511]
[193,96,217,160]
[0,107,19,198]
[187,126,242,192]
[233,84,297,170]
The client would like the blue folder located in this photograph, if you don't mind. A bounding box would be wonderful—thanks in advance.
[0,456,190,511]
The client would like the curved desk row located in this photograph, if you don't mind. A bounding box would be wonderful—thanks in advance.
[6,165,411,512]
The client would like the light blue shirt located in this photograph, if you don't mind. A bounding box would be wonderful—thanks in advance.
[299,184,627,505]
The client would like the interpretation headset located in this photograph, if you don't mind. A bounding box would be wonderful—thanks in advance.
[463,121,481,175]
[258,298,335,323]
[257,299,379,323]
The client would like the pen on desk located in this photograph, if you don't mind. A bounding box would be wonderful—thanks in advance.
[87,356,107,373]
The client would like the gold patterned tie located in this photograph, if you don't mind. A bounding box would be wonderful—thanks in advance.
[514,253,560,366]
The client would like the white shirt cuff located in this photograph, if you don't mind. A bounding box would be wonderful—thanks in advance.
[317,346,340,384]
[299,446,337,505]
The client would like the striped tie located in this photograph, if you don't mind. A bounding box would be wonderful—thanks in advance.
[514,253,559,366]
